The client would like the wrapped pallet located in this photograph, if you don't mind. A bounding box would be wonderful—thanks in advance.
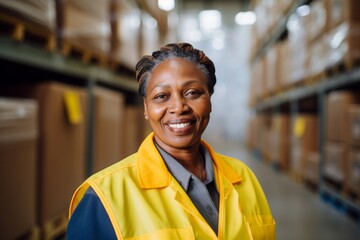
[264,43,281,95]
[285,12,310,85]
[0,98,38,240]
[325,22,360,70]
[61,0,112,65]
[304,151,320,186]
[306,0,329,43]
[326,91,360,143]
[324,141,348,185]
[110,0,141,69]
[0,0,56,49]
[0,0,55,30]
[326,0,360,29]
[290,115,318,178]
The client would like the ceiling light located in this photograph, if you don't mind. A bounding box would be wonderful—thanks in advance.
[158,0,175,11]
[235,11,256,26]
[199,10,222,31]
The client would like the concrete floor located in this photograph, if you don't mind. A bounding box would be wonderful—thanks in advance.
[217,142,360,240]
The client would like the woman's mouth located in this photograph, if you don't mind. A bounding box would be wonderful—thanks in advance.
[168,122,191,129]
[166,120,195,134]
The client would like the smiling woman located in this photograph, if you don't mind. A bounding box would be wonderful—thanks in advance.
[67,43,276,240]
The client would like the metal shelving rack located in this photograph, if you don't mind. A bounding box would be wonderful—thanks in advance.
[0,35,140,177]
[250,0,360,222]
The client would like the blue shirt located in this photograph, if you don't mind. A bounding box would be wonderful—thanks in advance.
[67,144,219,239]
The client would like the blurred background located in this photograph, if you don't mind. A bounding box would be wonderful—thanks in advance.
[1,0,360,239]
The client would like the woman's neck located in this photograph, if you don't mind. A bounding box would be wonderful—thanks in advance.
[154,139,205,178]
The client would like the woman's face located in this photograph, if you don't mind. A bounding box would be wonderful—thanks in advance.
[143,57,212,151]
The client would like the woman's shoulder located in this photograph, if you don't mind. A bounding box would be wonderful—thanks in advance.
[88,153,139,183]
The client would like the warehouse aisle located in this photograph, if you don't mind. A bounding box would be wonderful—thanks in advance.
[215,142,360,240]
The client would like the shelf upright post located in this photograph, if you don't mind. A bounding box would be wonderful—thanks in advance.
[317,90,326,190]
[85,68,97,177]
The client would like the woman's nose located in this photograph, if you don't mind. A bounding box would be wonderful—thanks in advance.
[169,95,189,114]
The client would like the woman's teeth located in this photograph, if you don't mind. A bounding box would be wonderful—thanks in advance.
[168,122,191,129]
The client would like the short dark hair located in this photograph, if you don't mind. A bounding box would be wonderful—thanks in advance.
[135,43,216,97]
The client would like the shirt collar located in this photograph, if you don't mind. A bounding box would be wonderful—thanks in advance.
[156,143,215,191]
[137,133,243,189]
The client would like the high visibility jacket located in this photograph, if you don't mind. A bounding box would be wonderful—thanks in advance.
[69,133,276,240]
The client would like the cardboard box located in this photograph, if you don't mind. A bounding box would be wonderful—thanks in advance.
[271,114,290,169]
[346,147,360,195]
[291,115,318,177]
[0,98,38,240]
[324,141,349,184]
[304,151,320,185]
[123,105,150,157]
[326,91,360,143]
[92,87,125,173]
[348,106,360,146]
[265,44,281,95]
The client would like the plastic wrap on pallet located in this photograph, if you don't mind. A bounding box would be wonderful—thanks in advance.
[286,12,310,84]
[63,0,111,54]
[309,35,329,78]
[112,0,141,69]
[304,151,320,185]
[307,0,329,43]
[324,141,348,184]
[327,0,360,29]
[0,98,38,142]
[251,58,265,102]
[0,0,55,29]
[254,3,268,41]
[264,46,276,95]
[325,22,360,69]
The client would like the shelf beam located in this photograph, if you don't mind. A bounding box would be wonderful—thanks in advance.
[0,36,138,92]
[255,66,360,111]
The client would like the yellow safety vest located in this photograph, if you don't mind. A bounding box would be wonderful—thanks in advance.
[69,133,276,240]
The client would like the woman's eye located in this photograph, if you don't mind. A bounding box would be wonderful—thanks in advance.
[154,93,168,101]
[185,90,201,98]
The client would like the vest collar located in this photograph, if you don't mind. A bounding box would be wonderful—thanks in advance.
[137,132,243,189]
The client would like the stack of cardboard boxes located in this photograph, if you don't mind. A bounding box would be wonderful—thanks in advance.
[0,82,88,238]
[0,81,149,238]
[249,0,360,105]
[0,99,38,240]
[325,91,360,193]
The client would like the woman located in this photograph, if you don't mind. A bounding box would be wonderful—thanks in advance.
[67,43,275,239]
